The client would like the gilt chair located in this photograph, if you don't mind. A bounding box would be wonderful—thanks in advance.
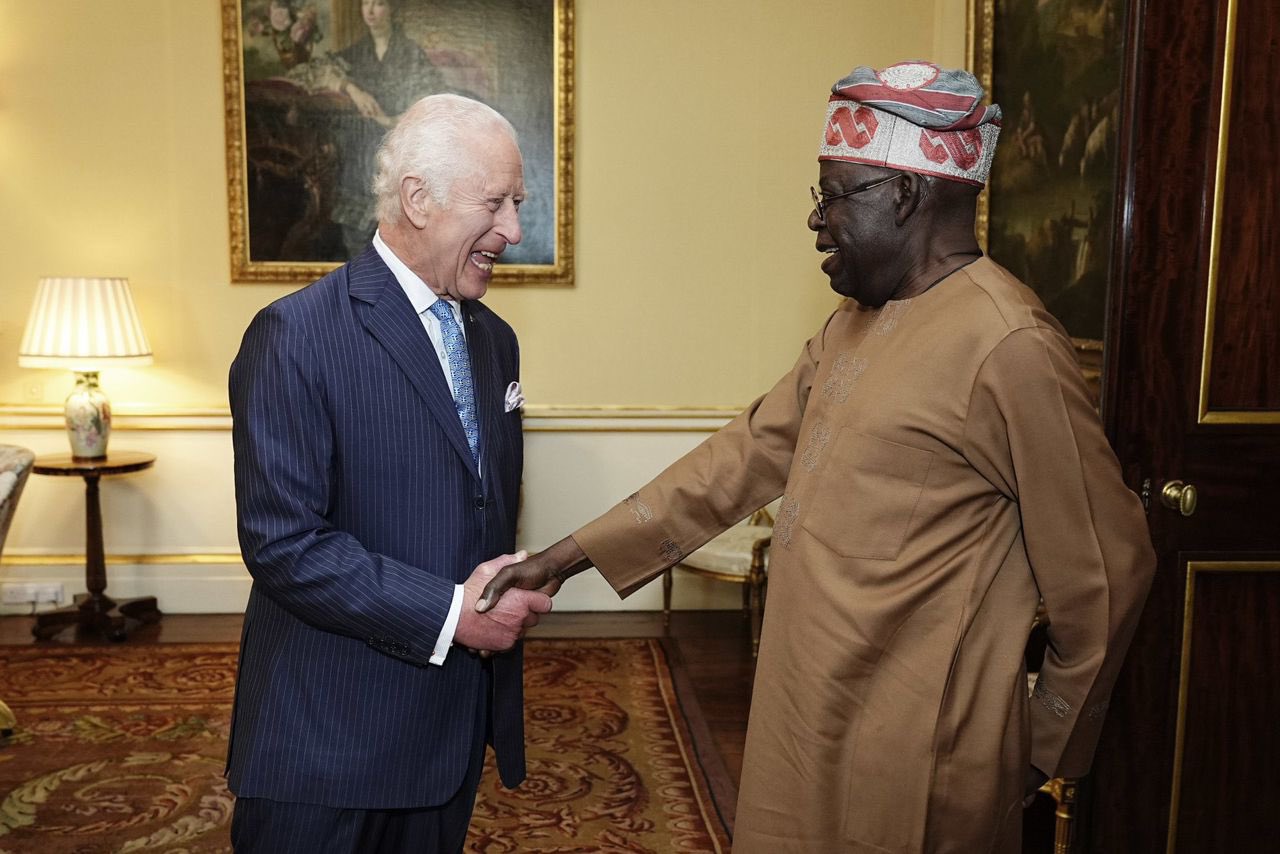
[662,508,773,657]
[1027,599,1080,854]
[0,445,36,737]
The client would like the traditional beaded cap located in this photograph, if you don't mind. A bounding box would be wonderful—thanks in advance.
[818,60,1003,185]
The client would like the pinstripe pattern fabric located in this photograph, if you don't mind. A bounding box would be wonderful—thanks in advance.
[227,245,526,809]
[231,669,489,851]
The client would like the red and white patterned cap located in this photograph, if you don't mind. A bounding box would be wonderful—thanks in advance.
[818,60,1003,185]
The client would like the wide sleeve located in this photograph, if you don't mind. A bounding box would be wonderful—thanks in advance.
[574,321,826,597]
[962,325,1156,778]
[229,304,457,666]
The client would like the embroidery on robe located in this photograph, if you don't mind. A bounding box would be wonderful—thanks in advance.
[774,495,800,548]
[873,299,913,336]
[1033,679,1072,718]
[801,421,832,472]
[659,538,684,563]
[821,352,868,405]
[624,493,653,524]
[1086,699,1110,721]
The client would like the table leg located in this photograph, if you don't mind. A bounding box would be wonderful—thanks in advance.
[84,473,106,601]
[31,605,83,641]
[31,471,162,641]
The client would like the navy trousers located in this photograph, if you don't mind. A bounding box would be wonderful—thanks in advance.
[232,671,491,853]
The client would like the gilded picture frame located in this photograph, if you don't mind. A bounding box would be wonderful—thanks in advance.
[968,0,1125,391]
[221,0,575,285]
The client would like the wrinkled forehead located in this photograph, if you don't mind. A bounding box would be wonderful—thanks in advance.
[452,134,524,197]
[817,158,887,188]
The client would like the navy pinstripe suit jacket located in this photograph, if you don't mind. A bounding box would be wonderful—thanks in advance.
[226,246,526,809]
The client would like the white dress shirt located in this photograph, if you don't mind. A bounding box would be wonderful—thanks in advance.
[372,231,466,666]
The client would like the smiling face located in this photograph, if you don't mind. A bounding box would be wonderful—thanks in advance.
[411,131,525,301]
[809,160,906,307]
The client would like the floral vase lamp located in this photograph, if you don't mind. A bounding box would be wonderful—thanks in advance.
[18,277,152,459]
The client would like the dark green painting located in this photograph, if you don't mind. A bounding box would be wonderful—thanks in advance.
[986,0,1124,341]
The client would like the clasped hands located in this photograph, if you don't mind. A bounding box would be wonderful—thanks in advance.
[453,551,552,654]
[454,537,591,655]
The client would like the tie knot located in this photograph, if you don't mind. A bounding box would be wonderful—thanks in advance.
[428,299,458,326]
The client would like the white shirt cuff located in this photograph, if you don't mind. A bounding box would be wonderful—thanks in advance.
[430,584,466,665]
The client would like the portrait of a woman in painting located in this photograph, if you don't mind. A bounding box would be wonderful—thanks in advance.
[233,0,558,273]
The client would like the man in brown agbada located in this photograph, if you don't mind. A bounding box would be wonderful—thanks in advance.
[479,61,1156,853]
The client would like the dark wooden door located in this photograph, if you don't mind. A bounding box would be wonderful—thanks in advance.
[1086,0,1280,851]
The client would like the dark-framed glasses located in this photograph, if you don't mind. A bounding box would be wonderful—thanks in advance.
[810,173,900,220]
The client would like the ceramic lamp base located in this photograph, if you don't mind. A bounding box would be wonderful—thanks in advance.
[65,371,111,459]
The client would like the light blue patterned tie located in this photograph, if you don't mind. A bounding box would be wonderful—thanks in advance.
[428,300,480,467]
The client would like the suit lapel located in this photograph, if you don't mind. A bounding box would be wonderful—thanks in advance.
[348,248,480,482]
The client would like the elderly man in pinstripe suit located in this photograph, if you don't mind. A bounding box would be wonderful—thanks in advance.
[227,94,551,852]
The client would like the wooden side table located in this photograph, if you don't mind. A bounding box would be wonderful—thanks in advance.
[30,451,161,641]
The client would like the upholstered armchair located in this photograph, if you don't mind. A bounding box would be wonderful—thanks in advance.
[0,444,36,736]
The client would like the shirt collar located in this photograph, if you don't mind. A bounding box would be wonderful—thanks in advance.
[372,229,458,317]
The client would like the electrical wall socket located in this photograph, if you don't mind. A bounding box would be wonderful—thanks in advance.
[1,583,65,605]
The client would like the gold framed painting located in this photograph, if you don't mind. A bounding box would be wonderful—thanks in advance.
[221,0,575,285]
[968,0,1124,385]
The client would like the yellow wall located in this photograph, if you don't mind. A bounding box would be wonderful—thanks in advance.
[0,0,970,614]
[0,0,966,412]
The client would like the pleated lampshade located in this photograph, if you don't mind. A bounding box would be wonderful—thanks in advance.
[19,277,153,371]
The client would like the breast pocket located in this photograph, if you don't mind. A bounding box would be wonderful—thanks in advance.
[801,429,934,560]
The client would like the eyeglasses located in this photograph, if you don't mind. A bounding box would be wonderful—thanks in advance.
[810,174,900,220]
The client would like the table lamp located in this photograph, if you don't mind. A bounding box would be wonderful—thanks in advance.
[18,277,153,459]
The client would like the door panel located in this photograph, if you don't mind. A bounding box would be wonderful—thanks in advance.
[1200,0,1279,415]
[1088,0,1280,851]
[1168,563,1280,852]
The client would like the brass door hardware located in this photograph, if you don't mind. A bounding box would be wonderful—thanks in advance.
[1159,480,1198,516]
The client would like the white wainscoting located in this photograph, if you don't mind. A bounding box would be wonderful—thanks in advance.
[0,407,755,615]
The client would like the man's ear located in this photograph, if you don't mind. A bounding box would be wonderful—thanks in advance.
[893,172,926,227]
[401,176,432,228]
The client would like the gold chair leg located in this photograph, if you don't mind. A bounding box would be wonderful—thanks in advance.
[662,568,673,629]
[1040,777,1078,854]
[747,570,763,659]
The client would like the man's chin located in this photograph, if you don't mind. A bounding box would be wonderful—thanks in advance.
[821,261,856,299]
[828,276,858,301]
[829,280,886,308]
[455,273,491,301]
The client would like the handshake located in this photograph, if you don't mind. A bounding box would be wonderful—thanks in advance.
[453,536,591,654]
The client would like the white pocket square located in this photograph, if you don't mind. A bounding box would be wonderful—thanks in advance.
[504,381,525,413]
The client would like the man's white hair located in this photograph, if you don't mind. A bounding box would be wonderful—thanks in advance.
[372,94,519,223]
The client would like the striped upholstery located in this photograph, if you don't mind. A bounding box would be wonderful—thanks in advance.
[0,445,35,735]
[227,246,525,809]
[0,445,35,551]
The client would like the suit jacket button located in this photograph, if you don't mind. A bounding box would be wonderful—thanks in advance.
[474,496,486,509]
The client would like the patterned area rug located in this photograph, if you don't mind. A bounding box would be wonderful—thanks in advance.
[0,639,730,853]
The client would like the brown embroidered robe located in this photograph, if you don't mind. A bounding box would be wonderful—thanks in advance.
[576,258,1155,853]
